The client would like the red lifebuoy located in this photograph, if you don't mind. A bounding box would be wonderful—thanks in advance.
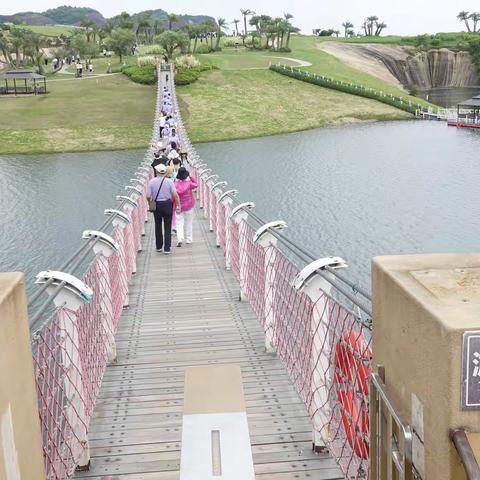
[334,331,372,460]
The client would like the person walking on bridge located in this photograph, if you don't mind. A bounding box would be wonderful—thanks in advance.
[175,167,197,246]
[147,165,180,254]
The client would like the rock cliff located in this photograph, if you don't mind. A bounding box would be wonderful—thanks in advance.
[318,42,479,89]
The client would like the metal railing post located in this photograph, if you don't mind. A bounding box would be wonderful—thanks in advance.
[293,257,348,452]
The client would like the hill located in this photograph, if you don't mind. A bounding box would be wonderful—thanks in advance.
[0,6,215,28]
[128,9,216,29]
[43,6,105,25]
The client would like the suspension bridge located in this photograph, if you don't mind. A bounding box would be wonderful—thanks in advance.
[2,65,479,480]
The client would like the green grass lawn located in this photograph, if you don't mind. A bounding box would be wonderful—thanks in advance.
[177,69,410,143]
[24,25,80,37]
[0,73,155,155]
[197,49,300,70]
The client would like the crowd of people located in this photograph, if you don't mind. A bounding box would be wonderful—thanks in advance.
[147,84,197,255]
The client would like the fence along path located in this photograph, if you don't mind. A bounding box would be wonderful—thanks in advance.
[74,68,344,479]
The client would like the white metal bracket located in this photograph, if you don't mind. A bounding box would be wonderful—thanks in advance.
[35,271,93,311]
[116,196,138,209]
[82,230,119,258]
[205,174,219,184]
[211,181,227,193]
[219,189,238,205]
[293,257,348,299]
[125,185,144,198]
[253,221,288,247]
[104,209,131,228]
[230,202,255,223]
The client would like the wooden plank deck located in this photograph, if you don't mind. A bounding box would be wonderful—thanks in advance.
[75,206,344,479]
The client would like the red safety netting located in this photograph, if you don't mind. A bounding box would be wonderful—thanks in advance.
[29,68,161,480]
[189,139,372,480]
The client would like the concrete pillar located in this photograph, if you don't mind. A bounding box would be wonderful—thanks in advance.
[0,273,46,480]
[372,253,480,480]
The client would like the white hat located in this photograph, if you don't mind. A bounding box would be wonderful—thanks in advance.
[155,164,167,173]
[168,150,179,160]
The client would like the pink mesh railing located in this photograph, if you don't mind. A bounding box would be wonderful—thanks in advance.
[172,74,373,479]
[29,67,162,479]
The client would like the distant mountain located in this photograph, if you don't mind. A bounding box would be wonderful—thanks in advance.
[127,9,216,29]
[0,6,215,28]
[0,12,56,25]
[43,6,105,25]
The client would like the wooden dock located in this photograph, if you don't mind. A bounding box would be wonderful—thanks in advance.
[75,205,343,479]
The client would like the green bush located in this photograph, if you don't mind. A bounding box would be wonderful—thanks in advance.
[270,47,292,53]
[174,64,217,86]
[195,44,213,54]
[223,38,242,48]
[122,64,156,85]
[269,64,426,115]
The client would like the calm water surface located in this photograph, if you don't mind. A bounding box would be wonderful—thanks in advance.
[0,150,142,294]
[197,121,480,290]
[1,121,480,297]
[419,86,480,107]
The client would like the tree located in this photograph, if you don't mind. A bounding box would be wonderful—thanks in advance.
[240,9,255,44]
[167,14,180,31]
[233,19,240,36]
[117,12,134,30]
[458,11,472,32]
[153,19,163,36]
[470,12,480,33]
[374,22,387,36]
[24,31,45,74]
[342,21,354,38]
[80,17,95,42]
[215,18,228,50]
[365,16,378,36]
[9,27,25,67]
[155,30,189,57]
[106,28,135,62]
[136,15,151,43]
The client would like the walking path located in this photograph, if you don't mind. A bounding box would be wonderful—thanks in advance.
[75,204,343,479]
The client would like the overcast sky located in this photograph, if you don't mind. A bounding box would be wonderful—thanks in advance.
[3,0,480,36]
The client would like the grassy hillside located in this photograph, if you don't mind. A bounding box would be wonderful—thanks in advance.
[178,69,410,143]
[0,74,155,155]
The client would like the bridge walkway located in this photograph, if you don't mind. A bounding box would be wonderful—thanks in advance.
[75,203,343,479]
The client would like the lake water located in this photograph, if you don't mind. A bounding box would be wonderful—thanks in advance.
[0,150,142,294]
[1,121,480,297]
[197,121,480,291]
[419,86,480,107]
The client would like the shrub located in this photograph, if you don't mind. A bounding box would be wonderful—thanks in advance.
[137,55,158,66]
[269,64,426,115]
[270,47,292,53]
[122,64,156,84]
[175,64,217,86]
[195,44,212,54]
[223,38,242,48]
[175,55,200,69]
[142,45,164,55]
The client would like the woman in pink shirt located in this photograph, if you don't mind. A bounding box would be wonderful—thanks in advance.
[174,167,198,246]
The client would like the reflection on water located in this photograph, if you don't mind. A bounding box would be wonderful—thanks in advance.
[418,87,480,108]
[197,121,480,290]
[0,150,141,294]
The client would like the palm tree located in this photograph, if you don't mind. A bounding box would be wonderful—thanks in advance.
[458,11,472,32]
[233,19,240,36]
[469,12,480,33]
[366,16,378,36]
[80,18,95,42]
[215,18,228,50]
[342,21,354,38]
[136,15,151,43]
[0,31,13,65]
[240,9,255,44]
[374,22,387,36]
[9,27,25,67]
[167,13,180,31]
[153,19,163,36]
